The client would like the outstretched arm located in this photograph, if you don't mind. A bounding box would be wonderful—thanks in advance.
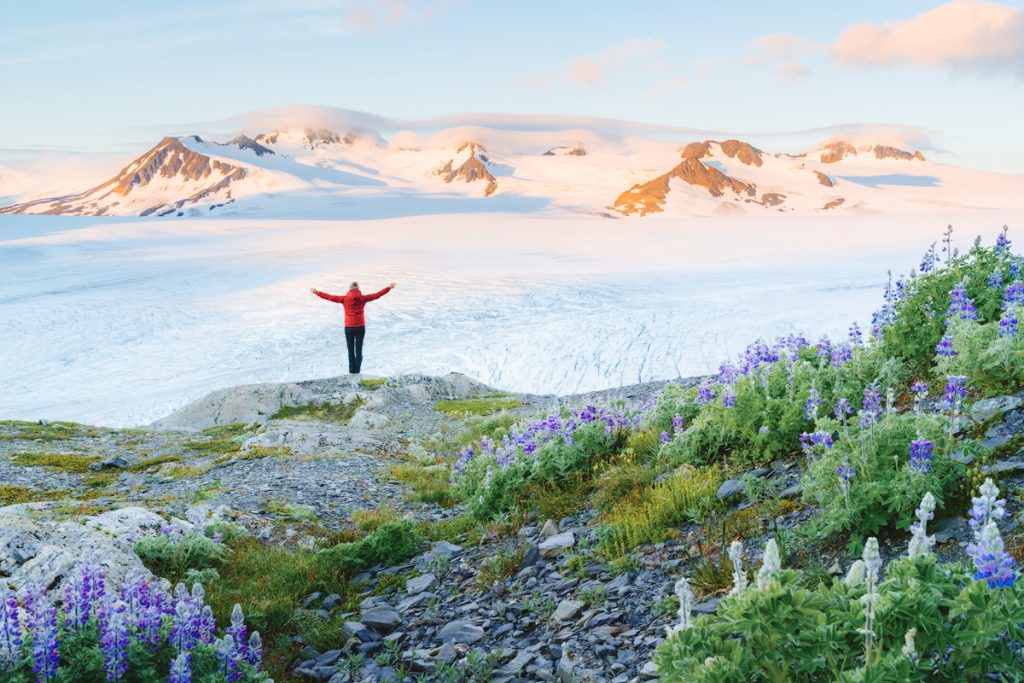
[363,282,396,302]
[310,288,346,303]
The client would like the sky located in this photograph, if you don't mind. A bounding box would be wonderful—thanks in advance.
[1,0,1023,172]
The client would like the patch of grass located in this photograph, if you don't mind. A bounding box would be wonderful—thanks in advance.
[184,423,252,454]
[416,513,479,545]
[388,462,456,507]
[81,471,118,488]
[135,532,228,585]
[266,499,317,522]
[433,397,523,418]
[49,501,112,517]
[350,506,399,532]
[10,451,100,473]
[359,378,387,390]
[476,543,525,588]
[370,568,419,596]
[424,414,519,456]
[271,399,364,424]
[214,446,290,465]
[188,480,222,503]
[688,544,735,600]
[519,478,591,520]
[0,485,69,506]
[127,454,182,472]
[317,519,423,577]
[165,463,214,479]
[0,420,102,441]
[598,466,723,558]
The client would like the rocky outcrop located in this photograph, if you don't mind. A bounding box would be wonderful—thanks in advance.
[870,145,925,161]
[229,135,275,156]
[0,137,247,217]
[435,143,497,196]
[613,156,755,216]
[821,197,845,210]
[818,141,925,163]
[543,143,587,156]
[151,382,314,431]
[819,141,858,164]
[814,171,834,187]
[255,128,350,149]
[717,139,763,167]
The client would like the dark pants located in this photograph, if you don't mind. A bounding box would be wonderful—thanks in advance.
[344,326,366,374]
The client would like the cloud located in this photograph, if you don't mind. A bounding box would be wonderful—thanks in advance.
[691,33,823,82]
[339,0,456,33]
[832,0,1024,77]
[749,33,825,63]
[526,38,666,88]
[775,62,811,83]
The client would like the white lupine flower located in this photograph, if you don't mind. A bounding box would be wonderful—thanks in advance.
[908,492,937,559]
[860,537,882,656]
[665,575,694,636]
[757,539,781,590]
[728,540,748,595]
[845,560,866,587]
[901,628,918,666]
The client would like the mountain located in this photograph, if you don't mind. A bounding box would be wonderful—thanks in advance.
[1,116,1020,218]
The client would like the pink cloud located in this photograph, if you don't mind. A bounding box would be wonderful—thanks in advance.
[832,0,1024,76]
[547,38,666,87]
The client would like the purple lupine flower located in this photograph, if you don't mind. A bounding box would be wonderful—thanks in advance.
[24,583,59,682]
[659,431,671,445]
[102,600,130,681]
[935,334,957,357]
[809,431,833,449]
[799,432,811,454]
[941,224,954,263]
[871,305,894,338]
[1011,260,1022,279]
[968,478,1007,533]
[64,563,105,631]
[999,308,1019,338]
[834,398,852,423]
[718,363,736,385]
[696,380,715,406]
[967,478,1015,588]
[246,631,263,669]
[994,226,1012,259]
[919,242,937,273]
[1006,282,1024,306]
[215,635,238,682]
[721,387,736,408]
[168,653,192,683]
[946,282,978,321]
[804,387,821,421]
[227,604,248,665]
[815,337,832,365]
[911,381,929,413]
[671,414,685,434]
[944,375,968,413]
[171,584,202,653]
[988,270,1004,288]
[0,584,23,671]
[848,322,863,346]
[858,387,883,427]
[830,344,853,368]
[908,438,933,474]
[837,460,855,501]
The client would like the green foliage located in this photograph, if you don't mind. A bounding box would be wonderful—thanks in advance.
[126,453,182,472]
[0,484,70,506]
[271,399,364,423]
[184,423,253,454]
[433,397,523,417]
[388,461,457,506]
[10,451,100,473]
[655,555,1024,682]
[476,543,525,587]
[0,420,103,442]
[359,378,387,389]
[317,519,422,577]
[135,531,228,585]
[938,317,1024,395]
[802,412,972,543]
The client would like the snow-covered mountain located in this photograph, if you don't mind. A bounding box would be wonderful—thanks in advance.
[3,116,1022,218]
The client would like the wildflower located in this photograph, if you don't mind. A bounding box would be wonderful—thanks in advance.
[64,562,105,631]
[1006,281,1024,306]
[969,521,1017,588]
[910,382,928,413]
[246,632,263,669]
[756,539,781,590]
[834,398,852,423]
[696,380,715,406]
[860,538,882,655]
[672,414,685,433]
[227,604,249,665]
[902,628,918,666]
[721,387,736,408]
[935,334,957,357]
[830,344,852,368]
[728,541,748,596]
[848,322,863,346]
[215,635,239,682]
[809,431,833,449]
[0,584,22,671]
[999,308,1019,338]
[169,653,192,683]
[907,492,936,559]
[944,375,968,414]
[988,270,1004,288]
[919,242,937,273]
[815,337,832,365]
[946,282,978,321]
[102,600,130,682]
[659,431,671,445]
[845,559,866,587]
[994,225,1011,259]
[24,583,59,682]
[665,575,694,636]
[908,438,933,475]
[837,460,855,502]
[804,387,821,421]
[968,477,1006,532]
[858,386,882,427]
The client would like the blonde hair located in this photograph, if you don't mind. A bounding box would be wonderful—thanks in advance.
[349,281,359,290]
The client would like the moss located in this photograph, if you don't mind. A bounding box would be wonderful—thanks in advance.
[387,462,456,507]
[271,398,364,424]
[165,463,214,479]
[0,420,103,442]
[416,513,478,544]
[82,471,118,488]
[10,451,101,473]
[266,499,317,522]
[183,426,252,455]
[127,454,182,472]
[433,397,523,417]
[214,446,290,465]
[0,485,70,506]
[359,378,387,390]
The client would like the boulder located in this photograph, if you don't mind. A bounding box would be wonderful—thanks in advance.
[348,410,389,430]
[360,606,401,632]
[971,396,1023,423]
[405,572,437,595]
[716,479,745,502]
[437,619,484,644]
[539,532,575,558]
[151,382,314,430]
[552,599,585,622]
[86,507,165,537]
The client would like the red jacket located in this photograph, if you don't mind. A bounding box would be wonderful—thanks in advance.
[314,287,391,327]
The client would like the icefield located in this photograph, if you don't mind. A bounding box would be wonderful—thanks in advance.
[0,211,1018,426]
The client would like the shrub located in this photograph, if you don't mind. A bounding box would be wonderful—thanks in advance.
[317,519,422,576]
[135,529,229,585]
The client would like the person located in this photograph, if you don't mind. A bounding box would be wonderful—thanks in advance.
[310,281,395,374]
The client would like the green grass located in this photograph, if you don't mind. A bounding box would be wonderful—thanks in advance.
[10,451,101,473]
[271,398,364,423]
[0,420,103,441]
[0,485,70,506]
[424,414,518,455]
[387,461,456,506]
[433,397,523,417]
[359,378,387,390]
[266,499,317,522]
[126,454,183,472]
[183,423,253,454]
